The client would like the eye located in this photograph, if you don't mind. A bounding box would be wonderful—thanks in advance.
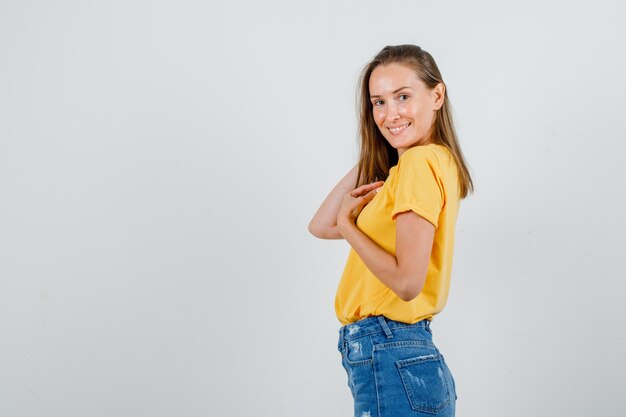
[373,99,383,106]
[399,94,409,101]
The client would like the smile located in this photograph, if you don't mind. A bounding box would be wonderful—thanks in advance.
[388,123,410,135]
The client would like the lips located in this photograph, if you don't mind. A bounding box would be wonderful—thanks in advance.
[387,123,410,135]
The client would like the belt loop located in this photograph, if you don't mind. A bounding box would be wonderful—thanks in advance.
[378,316,393,339]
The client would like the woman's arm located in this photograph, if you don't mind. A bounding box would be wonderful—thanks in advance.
[308,164,359,239]
[337,210,435,302]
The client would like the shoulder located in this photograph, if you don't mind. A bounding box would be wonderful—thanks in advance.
[398,144,449,170]
[400,144,437,159]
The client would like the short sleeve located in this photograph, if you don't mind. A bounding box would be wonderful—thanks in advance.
[391,149,444,228]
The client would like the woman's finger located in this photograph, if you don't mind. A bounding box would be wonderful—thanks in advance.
[357,188,379,202]
[353,181,384,196]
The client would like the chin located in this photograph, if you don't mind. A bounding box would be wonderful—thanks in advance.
[391,141,417,149]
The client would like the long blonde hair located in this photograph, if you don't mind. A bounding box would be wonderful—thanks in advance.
[355,44,474,199]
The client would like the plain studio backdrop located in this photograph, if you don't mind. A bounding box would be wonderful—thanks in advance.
[1,0,624,416]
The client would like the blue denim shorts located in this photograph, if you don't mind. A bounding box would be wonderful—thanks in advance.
[337,315,457,417]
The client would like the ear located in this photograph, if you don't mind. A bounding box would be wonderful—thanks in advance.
[432,82,445,110]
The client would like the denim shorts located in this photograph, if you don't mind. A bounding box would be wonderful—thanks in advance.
[337,315,457,417]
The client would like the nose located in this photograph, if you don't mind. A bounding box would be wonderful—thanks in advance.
[385,102,401,123]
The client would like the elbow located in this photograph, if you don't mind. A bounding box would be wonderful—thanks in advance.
[398,277,425,302]
[308,221,319,238]
[399,289,421,303]
[308,221,325,239]
[399,292,418,303]
[308,221,342,240]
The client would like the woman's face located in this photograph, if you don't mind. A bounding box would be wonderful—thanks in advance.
[368,63,444,157]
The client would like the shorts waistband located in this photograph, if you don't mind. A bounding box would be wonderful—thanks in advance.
[338,315,430,343]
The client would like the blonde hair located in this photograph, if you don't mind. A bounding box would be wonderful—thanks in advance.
[355,44,474,199]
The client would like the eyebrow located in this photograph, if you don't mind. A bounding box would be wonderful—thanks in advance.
[370,86,411,99]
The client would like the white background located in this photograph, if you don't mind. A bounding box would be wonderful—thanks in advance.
[1,0,625,416]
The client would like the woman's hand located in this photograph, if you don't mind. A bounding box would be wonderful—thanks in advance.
[337,181,385,229]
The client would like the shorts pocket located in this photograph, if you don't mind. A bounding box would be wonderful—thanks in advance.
[396,353,452,414]
[442,357,458,401]
[344,337,373,366]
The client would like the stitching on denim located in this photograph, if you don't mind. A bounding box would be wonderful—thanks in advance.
[397,354,451,413]
[342,324,428,342]
[373,348,382,417]
[344,338,374,366]
[373,339,436,351]
[344,356,373,366]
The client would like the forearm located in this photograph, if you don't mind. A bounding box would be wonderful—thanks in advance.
[309,164,358,239]
[337,219,408,300]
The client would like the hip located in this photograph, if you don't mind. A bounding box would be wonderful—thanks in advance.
[337,315,457,416]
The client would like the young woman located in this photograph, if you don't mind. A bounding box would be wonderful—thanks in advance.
[309,45,474,417]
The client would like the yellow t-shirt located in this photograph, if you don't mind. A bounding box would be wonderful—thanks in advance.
[334,143,460,325]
